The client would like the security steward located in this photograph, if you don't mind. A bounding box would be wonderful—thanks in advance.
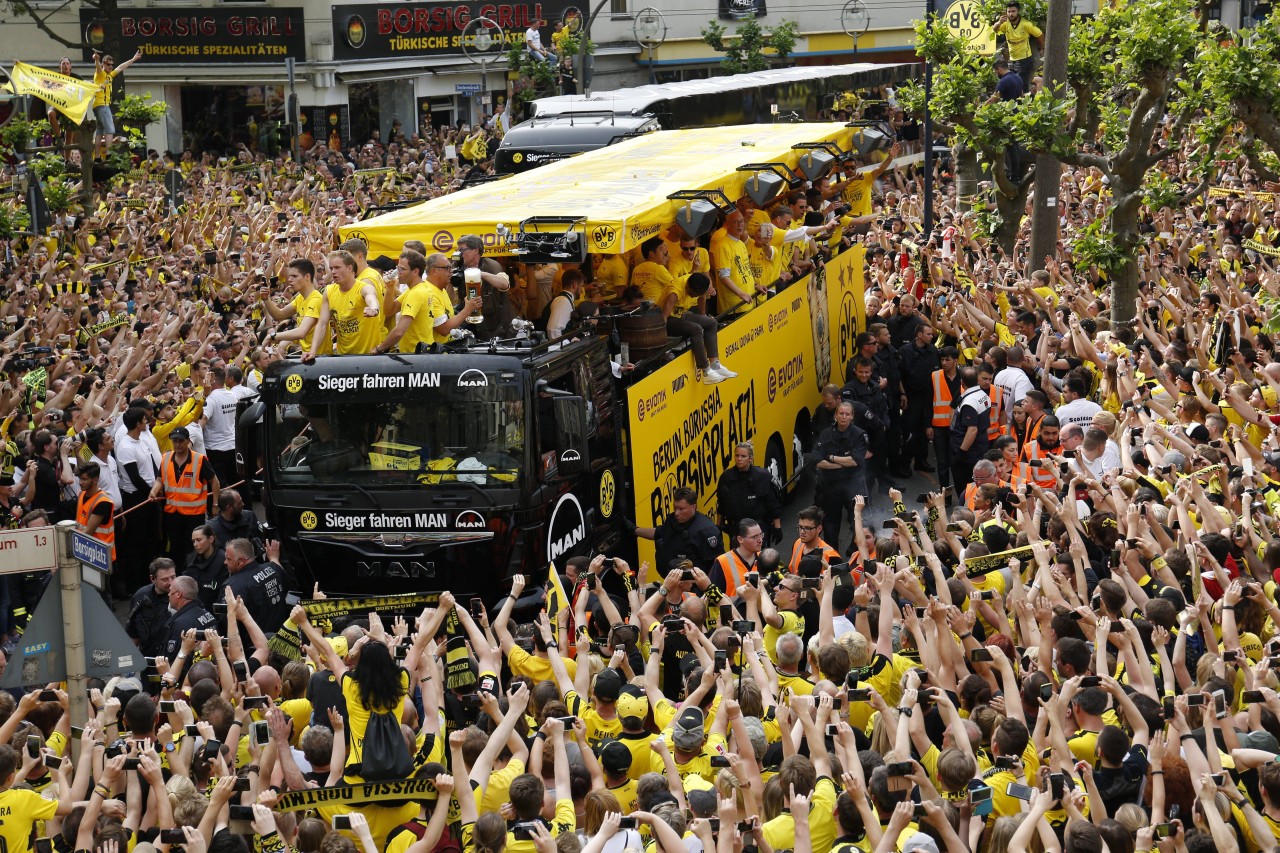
[633,486,722,576]
[709,518,763,598]
[75,460,115,559]
[716,441,782,547]
[149,426,219,568]
[929,347,962,495]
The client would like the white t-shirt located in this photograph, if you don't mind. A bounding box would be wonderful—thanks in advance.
[204,386,253,451]
[994,366,1033,422]
[525,27,544,51]
[1055,398,1102,430]
[116,433,157,494]
[95,453,122,506]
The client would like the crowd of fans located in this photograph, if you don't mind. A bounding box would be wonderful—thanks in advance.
[4,42,1280,853]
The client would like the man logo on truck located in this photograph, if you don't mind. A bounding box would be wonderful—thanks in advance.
[458,369,489,388]
[456,510,486,529]
[547,492,586,563]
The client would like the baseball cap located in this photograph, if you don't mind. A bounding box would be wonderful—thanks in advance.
[600,741,632,775]
[616,691,649,724]
[686,788,718,817]
[1264,451,1280,467]
[672,706,705,751]
[593,667,624,702]
[903,834,940,853]
[170,427,191,441]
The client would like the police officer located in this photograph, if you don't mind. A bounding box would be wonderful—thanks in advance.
[898,321,940,474]
[634,486,722,575]
[221,537,291,636]
[716,442,782,547]
[812,401,869,551]
[162,574,217,660]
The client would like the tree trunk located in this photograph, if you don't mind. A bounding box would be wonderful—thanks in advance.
[954,142,980,212]
[1108,188,1145,325]
[993,181,1032,256]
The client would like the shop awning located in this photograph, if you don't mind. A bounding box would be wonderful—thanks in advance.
[340,122,856,257]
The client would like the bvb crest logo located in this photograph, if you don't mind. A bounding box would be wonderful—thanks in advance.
[599,470,616,519]
[285,374,303,393]
[300,511,318,530]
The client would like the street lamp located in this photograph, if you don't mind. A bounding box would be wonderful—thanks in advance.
[634,7,667,84]
[461,17,505,121]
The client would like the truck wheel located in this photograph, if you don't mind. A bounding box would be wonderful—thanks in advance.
[764,435,787,495]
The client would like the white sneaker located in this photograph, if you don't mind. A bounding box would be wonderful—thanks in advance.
[702,366,727,384]
[710,361,737,378]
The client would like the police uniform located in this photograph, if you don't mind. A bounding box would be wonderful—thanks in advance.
[654,511,723,575]
[716,464,782,543]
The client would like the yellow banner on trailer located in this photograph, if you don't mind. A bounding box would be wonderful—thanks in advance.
[627,246,864,580]
[339,123,857,258]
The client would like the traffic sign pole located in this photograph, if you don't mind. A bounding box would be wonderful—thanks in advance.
[55,522,90,751]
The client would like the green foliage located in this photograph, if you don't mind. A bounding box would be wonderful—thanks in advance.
[559,32,595,58]
[114,93,168,127]
[973,0,1047,29]
[0,117,50,154]
[700,14,799,74]
[1142,171,1183,211]
[40,177,76,214]
[31,151,65,179]
[1257,293,1280,335]
[0,203,30,240]
[1069,218,1128,278]
[912,15,969,66]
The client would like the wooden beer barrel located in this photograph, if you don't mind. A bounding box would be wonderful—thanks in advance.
[615,309,670,361]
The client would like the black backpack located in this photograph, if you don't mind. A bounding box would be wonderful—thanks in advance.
[356,705,413,782]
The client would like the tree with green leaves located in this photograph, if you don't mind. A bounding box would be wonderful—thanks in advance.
[903,0,1235,324]
[701,14,799,74]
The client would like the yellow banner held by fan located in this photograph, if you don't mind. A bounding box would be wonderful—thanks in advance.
[3,62,102,125]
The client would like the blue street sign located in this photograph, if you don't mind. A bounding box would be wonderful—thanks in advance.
[455,83,482,94]
[71,530,112,574]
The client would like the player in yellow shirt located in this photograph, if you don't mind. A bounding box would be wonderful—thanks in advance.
[709,211,762,315]
[374,250,481,354]
[666,234,711,280]
[631,237,679,304]
[339,237,395,332]
[263,258,328,355]
[742,573,806,664]
[306,250,382,358]
[661,273,735,383]
[994,2,1043,80]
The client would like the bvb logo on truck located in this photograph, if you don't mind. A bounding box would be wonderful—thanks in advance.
[599,470,616,519]
[837,291,857,372]
[300,511,318,530]
[286,374,303,394]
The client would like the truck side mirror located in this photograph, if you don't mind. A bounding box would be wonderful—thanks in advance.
[551,395,589,478]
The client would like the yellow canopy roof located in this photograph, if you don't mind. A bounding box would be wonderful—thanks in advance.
[340,123,857,258]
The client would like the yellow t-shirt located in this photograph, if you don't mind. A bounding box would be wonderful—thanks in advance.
[93,68,119,108]
[424,283,456,345]
[325,282,381,354]
[842,173,876,217]
[480,758,525,816]
[709,229,756,314]
[764,610,805,664]
[594,255,631,298]
[564,690,624,751]
[395,283,437,354]
[617,730,657,781]
[319,801,418,852]
[995,18,1043,60]
[666,243,711,280]
[662,275,700,318]
[0,788,57,853]
[506,645,577,683]
[762,776,839,853]
[290,288,328,354]
[506,798,576,852]
[631,260,675,304]
[647,732,729,784]
[341,669,408,779]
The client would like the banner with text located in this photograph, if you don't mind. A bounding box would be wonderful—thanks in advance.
[331,2,572,60]
[80,9,306,64]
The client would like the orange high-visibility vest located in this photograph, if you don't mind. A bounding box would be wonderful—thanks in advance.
[715,549,755,597]
[160,451,210,516]
[987,383,1006,443]
[931,370,957,428]
[76,489,115,559]
[1018,440,1058,489]
[788,538,840,573]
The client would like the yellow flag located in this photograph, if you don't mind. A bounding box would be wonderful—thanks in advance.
[3,62,102,125]
[545,561,569,620]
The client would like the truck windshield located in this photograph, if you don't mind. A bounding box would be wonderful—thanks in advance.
[269,399,525,487]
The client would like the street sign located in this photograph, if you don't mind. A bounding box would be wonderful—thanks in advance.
[455,83,482,95]
[70,530,112,574]
[0,528,56,574]
[944,0,996,56]
[0,581,143,688]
